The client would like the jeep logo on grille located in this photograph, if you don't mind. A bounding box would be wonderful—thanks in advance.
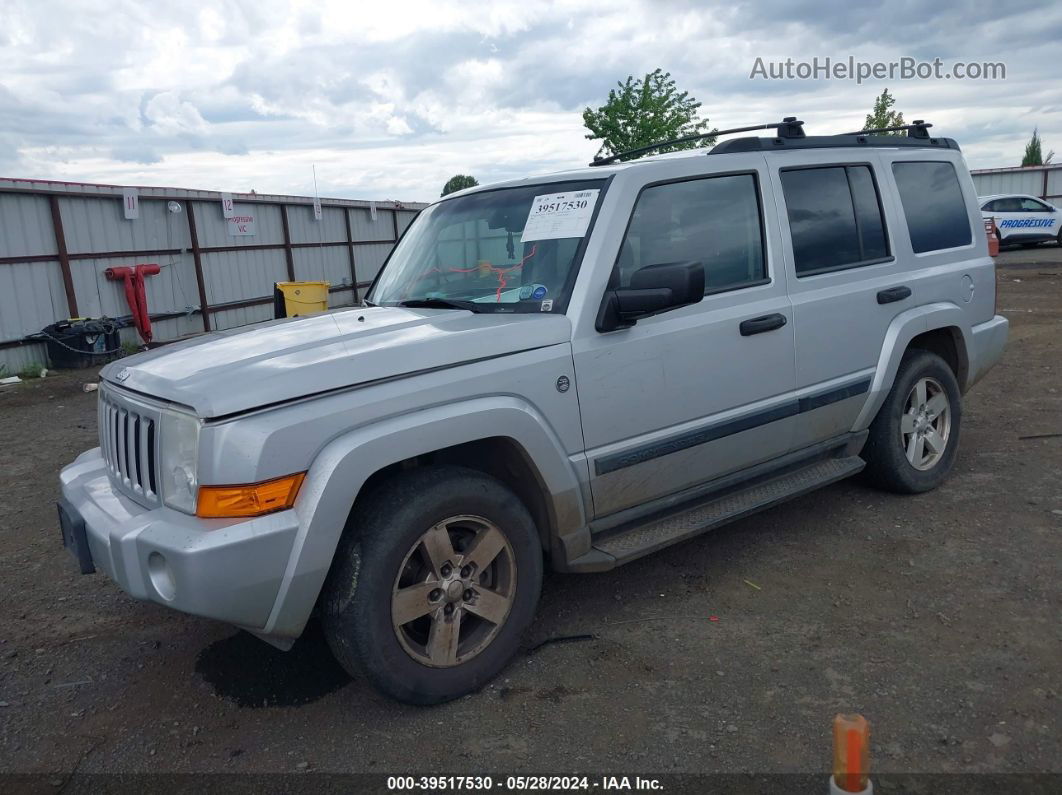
[115,368,131,382]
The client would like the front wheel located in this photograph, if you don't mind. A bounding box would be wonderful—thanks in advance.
[321,466,542,704]
[862,350,962,494]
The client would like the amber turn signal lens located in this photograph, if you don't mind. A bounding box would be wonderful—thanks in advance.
[832,713,870,793]
[196,473,305,518]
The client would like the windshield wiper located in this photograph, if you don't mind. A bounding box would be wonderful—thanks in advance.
[397,298,482,313]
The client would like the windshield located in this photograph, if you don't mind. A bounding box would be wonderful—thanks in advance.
[369,179,607,313]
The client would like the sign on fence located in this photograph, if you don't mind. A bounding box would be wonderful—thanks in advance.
[227,214,256,236]
[220,193,235,219]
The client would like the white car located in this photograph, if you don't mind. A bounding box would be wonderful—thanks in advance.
[979,193,1061,247]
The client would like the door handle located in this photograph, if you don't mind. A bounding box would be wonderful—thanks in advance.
[877,285,912,304]
[739,313,787,336]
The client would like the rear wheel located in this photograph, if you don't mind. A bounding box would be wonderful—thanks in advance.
[321,466,542,704]
[862,350,962,494]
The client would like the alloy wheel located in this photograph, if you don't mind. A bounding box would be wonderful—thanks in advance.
[391,515,516,667]
[900,376,951,471]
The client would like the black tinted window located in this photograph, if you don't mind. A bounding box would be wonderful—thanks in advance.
[1020,198,1050,212]
[892,161,972,252]
[780,165,889,275]
[617,174,765,293]
[848,166,888,260]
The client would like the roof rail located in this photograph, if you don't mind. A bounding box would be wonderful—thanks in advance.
[588,118,805,167]
[837,119,933,139]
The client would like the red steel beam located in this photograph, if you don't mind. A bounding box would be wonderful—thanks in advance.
[280,205,296,281]
[344,209,359,303]
[184,201,212,332]
[48,195,79,318]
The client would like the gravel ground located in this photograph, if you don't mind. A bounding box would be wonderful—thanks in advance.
[0,256,1059,784]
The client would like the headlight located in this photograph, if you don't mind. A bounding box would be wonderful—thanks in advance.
[160,409,200,513]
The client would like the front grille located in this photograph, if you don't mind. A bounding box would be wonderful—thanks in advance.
[98,386,160,506]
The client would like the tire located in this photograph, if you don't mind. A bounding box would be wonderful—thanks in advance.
[1056,230,1062,247]
[321,466,543,705]
[861,350,962,494]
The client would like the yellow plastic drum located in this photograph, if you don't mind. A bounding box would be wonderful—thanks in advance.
[275,281,330,317]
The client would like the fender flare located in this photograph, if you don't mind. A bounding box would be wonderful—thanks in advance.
[261,396,586,637]
[852,302,972,431]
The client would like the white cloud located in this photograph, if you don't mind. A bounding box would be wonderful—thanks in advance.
[0,0,1060,200]
[143,92,210,136]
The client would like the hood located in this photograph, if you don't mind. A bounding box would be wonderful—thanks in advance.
[100,307,572,418]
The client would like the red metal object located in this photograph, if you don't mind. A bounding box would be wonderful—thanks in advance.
[985,217,999,257]
[105,263,160,343]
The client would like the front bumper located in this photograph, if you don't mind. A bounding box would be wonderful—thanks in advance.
[59,448,299,630]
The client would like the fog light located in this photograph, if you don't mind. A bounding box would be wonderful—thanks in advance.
[148,551,176,601]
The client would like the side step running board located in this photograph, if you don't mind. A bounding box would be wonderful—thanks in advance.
[567,456,864,572]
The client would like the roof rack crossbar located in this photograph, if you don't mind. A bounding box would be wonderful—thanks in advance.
[837,120,933,139]
[589,118,804,167]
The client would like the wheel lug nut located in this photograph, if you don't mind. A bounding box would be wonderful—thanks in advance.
[444,603,454,615]
[460,566,472,579]
[440,564,452,578]
[463,589,473,601]
[429,589,442,602]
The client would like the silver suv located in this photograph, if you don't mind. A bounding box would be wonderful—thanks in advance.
[59,119,1008,704]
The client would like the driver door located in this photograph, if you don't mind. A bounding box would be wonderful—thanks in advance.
[573,165,797,518]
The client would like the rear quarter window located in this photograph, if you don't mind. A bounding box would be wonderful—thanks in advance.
[892,161,972,253]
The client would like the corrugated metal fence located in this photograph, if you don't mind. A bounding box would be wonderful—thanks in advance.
[970,164,1062,204]
[0,178,425,372]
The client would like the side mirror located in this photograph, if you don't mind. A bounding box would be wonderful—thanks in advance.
[596,261,705,332]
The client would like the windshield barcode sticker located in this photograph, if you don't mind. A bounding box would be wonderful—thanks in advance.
[521,190,600,242]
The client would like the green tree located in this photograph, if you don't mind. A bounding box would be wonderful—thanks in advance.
[1021,128,1054,166]
[583,69,715,161]
[441,174,479,197]
[864,88,906,135]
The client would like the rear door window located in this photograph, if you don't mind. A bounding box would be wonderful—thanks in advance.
[891,161,973,253]
[1020,197,1052,212]
[780,165,890,276]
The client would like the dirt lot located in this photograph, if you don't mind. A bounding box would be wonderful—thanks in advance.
[1,253,1060,785]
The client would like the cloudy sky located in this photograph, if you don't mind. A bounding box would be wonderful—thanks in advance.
[1,0,1059,202]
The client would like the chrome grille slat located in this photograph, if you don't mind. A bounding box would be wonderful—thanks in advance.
[102,402,111,472]
[104,402,112,471]
[116,408,127,482]
[128,414,139,490]
[109,405,118,475]
[138,418,152,495]
[97,399,107,469]
[98,385,161,507]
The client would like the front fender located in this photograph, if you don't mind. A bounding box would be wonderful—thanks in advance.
[260,396,586,638]
[852,302,971,431]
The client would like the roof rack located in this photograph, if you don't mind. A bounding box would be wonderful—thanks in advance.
[837,120,933,139]
[590,117,958,165]
[588,117,806,167]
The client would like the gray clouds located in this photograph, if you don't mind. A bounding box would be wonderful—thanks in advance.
[1,0,1059,199]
